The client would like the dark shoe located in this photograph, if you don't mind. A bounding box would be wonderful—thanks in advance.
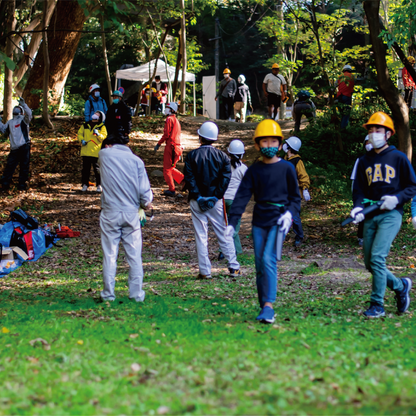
[358,238,364,247]
[180,181,187,192]
[18,185,27,191]
[363,303,385,318]
[395,277,412,313]
[197,273,212,279]
[218,252,225,261]
[294,237,303,247]
[256,306,275,324]
[0,184,10,192]
[229,268,241,277]
[163,190,176,197]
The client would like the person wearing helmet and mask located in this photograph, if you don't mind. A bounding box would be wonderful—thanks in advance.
[234,75,252,123]
[263,63,287,121]
[77,111,107,193]
[215,68,237,120]
[336,64,355,129]
[84,83,108,122]
[350,112,416,318]
[218,140,248,260]
[227,120,300,324]
[282,136,310,247]
[184,121,240,279]
[402,56,416,108]
[0,97,33,192]
[154,102,184,197]
[105,90,132,144]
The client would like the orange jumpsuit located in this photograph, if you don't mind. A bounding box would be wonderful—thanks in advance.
[157,115,184,192]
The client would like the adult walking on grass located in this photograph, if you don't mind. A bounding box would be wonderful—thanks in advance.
[98,134,153,302]
[263,63,287,120]
[184,121,240,279]
[350,112,416,318]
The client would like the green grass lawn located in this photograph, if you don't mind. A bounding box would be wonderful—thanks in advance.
[1,251,416,415]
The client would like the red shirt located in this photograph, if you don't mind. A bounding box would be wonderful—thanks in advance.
[158,115,181,146]
[336,72,355,97]
[402,67,416,89]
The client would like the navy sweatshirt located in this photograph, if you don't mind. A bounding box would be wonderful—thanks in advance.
[229,159,301,228]
[353,146,416,215]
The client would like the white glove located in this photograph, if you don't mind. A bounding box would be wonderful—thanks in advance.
[225,225,235,238]
[277,211,292,235]
[303,189,311,201]
[412,217,416,230]
[380,195,399,211]
[350,207,364,224]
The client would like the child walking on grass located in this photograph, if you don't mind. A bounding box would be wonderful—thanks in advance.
[227,119,301,323]
[350,112,416,318]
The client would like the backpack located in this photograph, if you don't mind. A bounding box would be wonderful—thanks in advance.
[10,209,38,230]
[10,227,35,260]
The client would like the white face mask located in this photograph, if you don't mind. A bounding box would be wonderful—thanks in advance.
[365,142,373,152]
[368,132,387,149]
[224,74,229,79]
[282,143,289,153]
[164,108,171,116]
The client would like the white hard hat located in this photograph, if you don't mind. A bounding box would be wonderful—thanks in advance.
[238,74,246,83]
[285,136,302,152]
[228,139,245,155]
[96,110,106,123]
[167,102,178,113]
[197,121,218,141]
[89,83,100,93]
[342,64,352,71]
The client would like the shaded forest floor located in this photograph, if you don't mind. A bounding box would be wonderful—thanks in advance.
[1,115,416,414]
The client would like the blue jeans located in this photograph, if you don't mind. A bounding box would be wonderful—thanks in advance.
[363,210,404,306]
[252,225,278,307]
[292,213,304,239]
[339,94,352,129]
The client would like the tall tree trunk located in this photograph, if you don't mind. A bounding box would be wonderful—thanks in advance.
[22,0,88,110]
[100,14,113,105]
[172,35,182,101]
[179,0,187,113]
[364,0,411,161]
[3,0,16,123]
[42,0,53,129]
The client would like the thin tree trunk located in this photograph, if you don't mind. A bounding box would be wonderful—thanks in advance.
[364,0,411,161]
[42,0,53,129]
[100,14,113,105]
[172,35,182,100]
[3,0,16,123]
[179,0,187,113]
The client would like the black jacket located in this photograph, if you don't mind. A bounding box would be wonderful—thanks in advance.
[184,145,231,200]
[105,100,132,141]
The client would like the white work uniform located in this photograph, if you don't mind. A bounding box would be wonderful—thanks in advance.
[98,144,153,302]
[190,199,240,275]
[263,73,286,95]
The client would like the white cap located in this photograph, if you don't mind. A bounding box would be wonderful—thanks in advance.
[197,121,219,141]
[89,83,100,93]
[342,64,352,71]
[285,136,302,152]
[166,102,178,113]
[228,139,245,155]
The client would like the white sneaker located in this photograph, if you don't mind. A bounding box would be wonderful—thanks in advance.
[81,185,88,192]
[96,185,102,193]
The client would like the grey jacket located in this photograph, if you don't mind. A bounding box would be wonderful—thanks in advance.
[0,103,32,150]
[216,77,237,99]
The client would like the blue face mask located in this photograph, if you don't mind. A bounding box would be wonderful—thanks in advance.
[260,147,280,158]
[113,98,119,104]
[94,91,100,97]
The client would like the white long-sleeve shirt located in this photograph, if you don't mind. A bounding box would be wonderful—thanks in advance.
[98,145,153,213]
[224,162,248,200]
[0,103,32,150]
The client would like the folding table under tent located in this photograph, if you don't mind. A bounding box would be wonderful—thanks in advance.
[115,59,197,116]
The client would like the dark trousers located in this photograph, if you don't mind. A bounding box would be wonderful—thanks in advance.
[81,156,100,186]
[220,96,234,120]
[1,143,31,189]
[292,213,304,240]
[339,94,352,129]
[293,103,314,132]
[404,89,413,108]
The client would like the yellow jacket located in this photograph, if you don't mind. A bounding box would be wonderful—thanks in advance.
[77,122,107,157]
[285,154,310,191]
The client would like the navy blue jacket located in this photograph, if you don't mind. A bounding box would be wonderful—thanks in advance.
[229,159,301,228]
[353,146,416,215]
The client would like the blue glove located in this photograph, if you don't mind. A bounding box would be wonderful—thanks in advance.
[154,144,160,152]
[18,97,25,106]
[197,197,210,212]
[81,140,87,146]
[93,129,99,136]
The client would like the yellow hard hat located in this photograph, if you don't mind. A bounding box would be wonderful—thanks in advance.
[408,56,415,64]
[363,111,395,135]
[272,63,279,69]
[253,119,283,142]
[145,84,150,89]
[223,68,231,74]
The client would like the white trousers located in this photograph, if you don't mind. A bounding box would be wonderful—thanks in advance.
[100,211,145,302]
[190,199,240,275]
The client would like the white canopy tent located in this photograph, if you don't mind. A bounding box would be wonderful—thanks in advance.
[115,59,196,116]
